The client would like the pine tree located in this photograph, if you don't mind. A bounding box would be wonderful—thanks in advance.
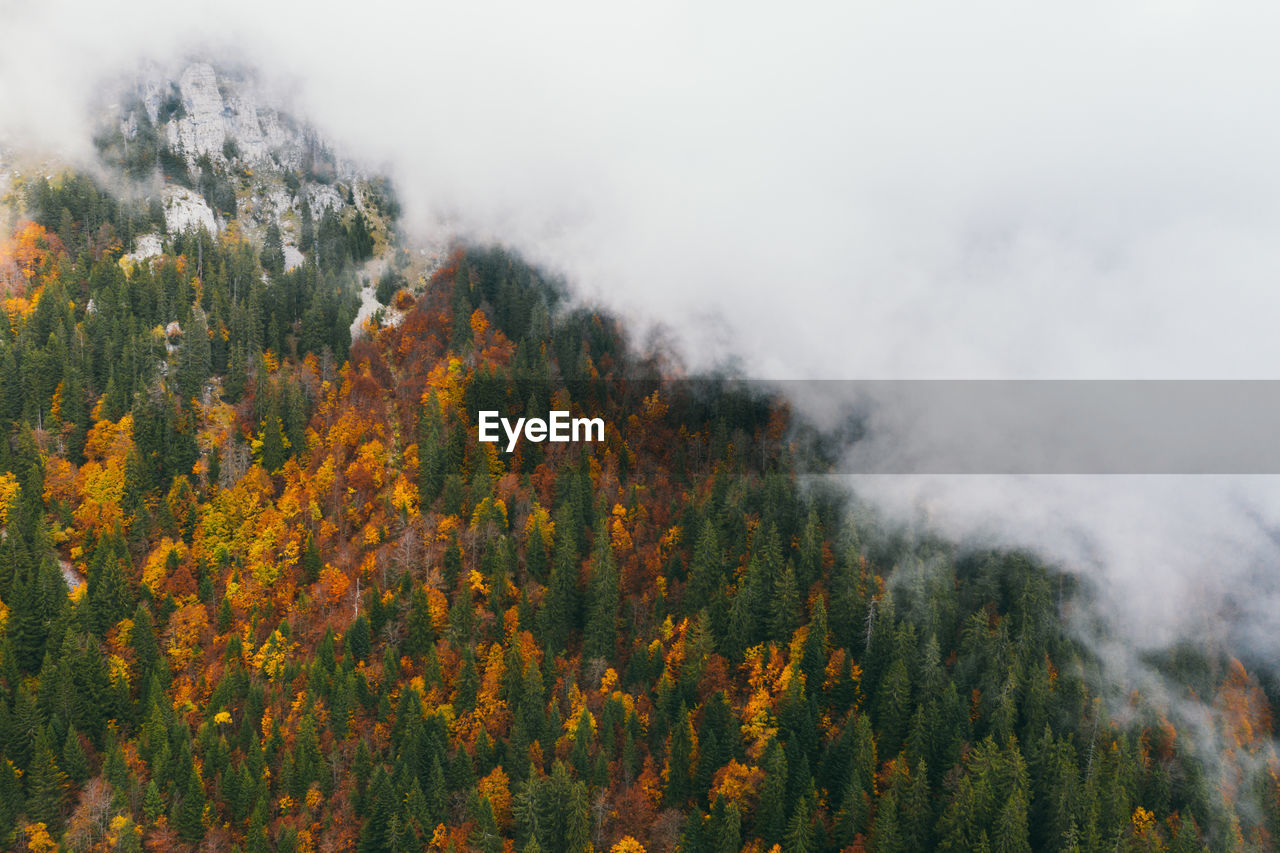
[874,656,912,757]
[0,755,23,842]
[425,754,447,827]
[541,511,580,654]
[8,569,49,672]
[299,200,315,254]
[726,557,762,658]
[143,779,164,823]
[246,800,270,853]
[991,786,1031,853]
[259,410,288,473]
[584,525,620,661]
[260,222,285,276]
[405,588,435,656]
[685,519,723,614]
[800,594,829,686]
[301,532,322,584]
[565,779,591,853]
[359,768,396,853]
[938,776,982,853]
[756,738,789,846]
[25,726,67,832]
[88,537,134,636]
[61,727,89,784]
[348,615,372,663]
[770,563,801,642]
[710,797,742,853]
[665,703,694,806]
[176,307,211,402]
[469,791,504,853]
[173,763,206,842]
[870,790,904,853]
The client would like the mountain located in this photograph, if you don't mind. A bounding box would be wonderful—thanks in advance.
[0,61,1275,853]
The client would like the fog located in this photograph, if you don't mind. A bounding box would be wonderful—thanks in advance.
[4,0,1280,721]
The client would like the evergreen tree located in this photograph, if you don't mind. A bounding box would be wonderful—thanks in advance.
[784,789,817,853]
[301,532,322,584]
[770,563,801,642]
[143,779,164,823]
[176,307,211,402]
[756,738,789,846]
[173,763,207,842]
[348,615,372,663]
[665,703,695,806]
[261,222,285,276]
[87,534,134,635]
[25,726,67,832]
[259,409,288,473]
[685,519,724,614]
[0,754,23,842]
[541,511,580,654]
[584,524,620,661]
[992,786,1032,853]
[61,727,89,784]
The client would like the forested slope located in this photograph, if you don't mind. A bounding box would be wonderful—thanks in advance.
[0,166,1276,853]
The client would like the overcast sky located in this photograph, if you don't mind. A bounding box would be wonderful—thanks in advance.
[5,1,1280,683]
[5,0,1280,380]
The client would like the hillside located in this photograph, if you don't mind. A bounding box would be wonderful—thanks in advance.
[0,65,1276,853]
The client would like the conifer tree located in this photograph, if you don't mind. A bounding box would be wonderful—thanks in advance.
[173,763,206,842]
[61,727,89,784]
[685,520,723,614]
[756,738,789,846]
[542,510,580,654]
[25,726,67,832]
[0,755,23,842]
[584,523,620,661]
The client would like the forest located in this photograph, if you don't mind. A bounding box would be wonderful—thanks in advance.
[0,166,1276,853]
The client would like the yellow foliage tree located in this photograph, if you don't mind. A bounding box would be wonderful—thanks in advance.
[23,822,56,853]
[477,766,512,828]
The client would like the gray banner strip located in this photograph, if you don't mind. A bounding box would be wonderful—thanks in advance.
[777,380,1280,474]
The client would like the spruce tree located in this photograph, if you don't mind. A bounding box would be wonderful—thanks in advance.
[583,524,620,661]
[173,764,206,842]
[665,703,694,806]
[541,511,580,654]
[869,790,903,853]
[61,727,89,784]
[0,755,23,842]
[756,738,788,846]
[991,786,1032,853]
[347,615,372,664]
[25,726,67,832]
[685,519,723,614]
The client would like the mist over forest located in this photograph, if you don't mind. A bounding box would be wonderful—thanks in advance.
[1,4,1279,852]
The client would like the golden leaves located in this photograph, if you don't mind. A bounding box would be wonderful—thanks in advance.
[319,564,351,609]
[23,822,57,853]
[611,837,647,853]
[164,602,209,671]
[711,760,765,809]
[525,503,555,550]
[252,629,295,680]
[424,357,468,414]
[141,539,187,596]
[0,470,21,527]
[477,766,512,828]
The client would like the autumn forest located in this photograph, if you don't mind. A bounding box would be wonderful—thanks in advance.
[0,158,1277,853]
